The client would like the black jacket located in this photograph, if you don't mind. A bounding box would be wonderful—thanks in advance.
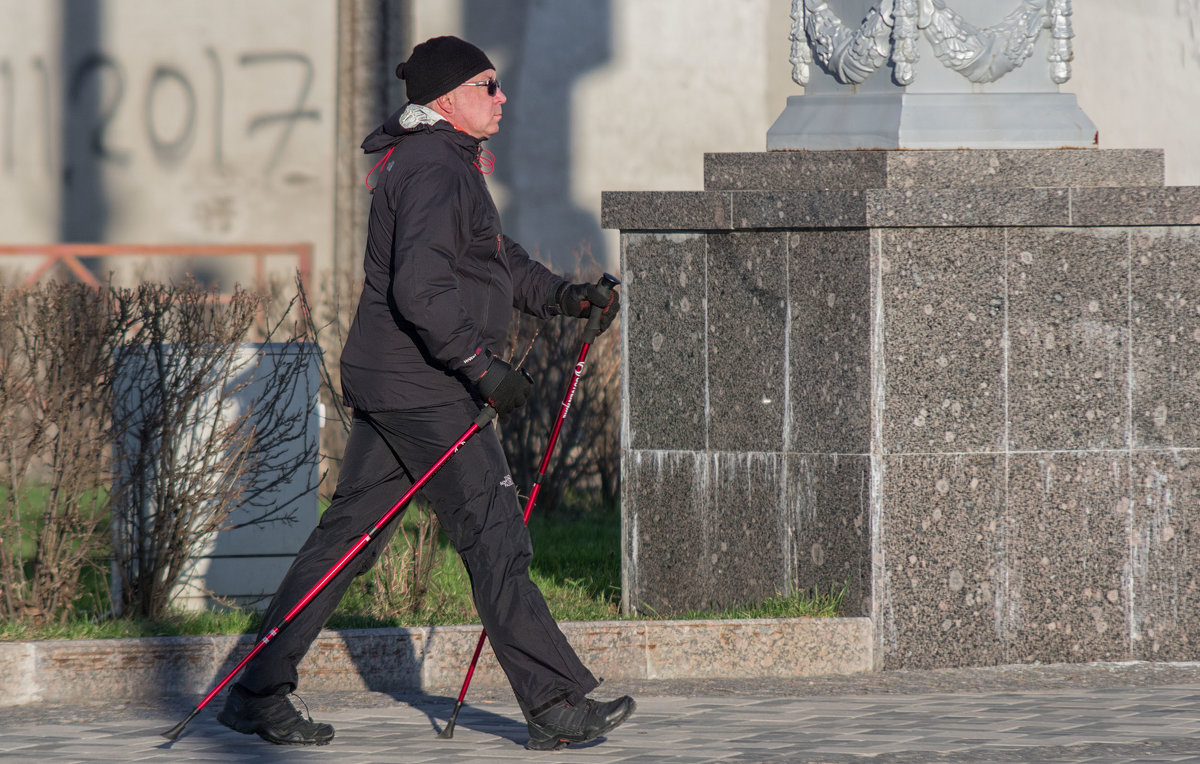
[340,110,563,411]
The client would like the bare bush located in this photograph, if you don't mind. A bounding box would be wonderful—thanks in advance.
[348,515,454,622]
[292,271,354,499]
[501,282,621,514]
[108,282,319,620]
[0,284,120,624]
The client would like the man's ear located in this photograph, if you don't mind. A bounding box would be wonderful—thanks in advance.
[431,91,455,117]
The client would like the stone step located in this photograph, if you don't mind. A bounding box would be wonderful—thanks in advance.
[705,149,1166,192]
[0,617,872,706]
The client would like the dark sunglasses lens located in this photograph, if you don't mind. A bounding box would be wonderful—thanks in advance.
[488,78,500,96]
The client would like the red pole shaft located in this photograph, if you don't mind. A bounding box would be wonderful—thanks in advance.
[456,633,488,703]
[523,339,592,522]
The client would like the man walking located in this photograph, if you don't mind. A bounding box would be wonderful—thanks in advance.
[217,35,633,751]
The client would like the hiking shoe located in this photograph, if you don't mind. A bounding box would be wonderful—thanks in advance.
[525,695,636,751]
[216,684,335,746]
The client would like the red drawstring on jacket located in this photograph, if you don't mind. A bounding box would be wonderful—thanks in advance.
[364,137,493,191]
[447,120,496,175]
[364,146,396,191]
[475,147,495,175]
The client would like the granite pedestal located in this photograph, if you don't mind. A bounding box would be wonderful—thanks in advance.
[603,148,1200,669]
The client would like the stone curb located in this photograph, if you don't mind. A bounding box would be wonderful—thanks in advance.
[0,617,872,706]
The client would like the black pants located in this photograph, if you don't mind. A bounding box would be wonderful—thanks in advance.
[238,399,598,714]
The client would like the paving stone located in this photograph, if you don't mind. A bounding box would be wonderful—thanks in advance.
[6,665,1200,761]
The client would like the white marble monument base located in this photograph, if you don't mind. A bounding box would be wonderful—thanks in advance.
[767,92,1098,151]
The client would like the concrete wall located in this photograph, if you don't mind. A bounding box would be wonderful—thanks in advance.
[0,0,796,278]
[0,0,337,284]
[3,1,1196,277]
[1067,2,1200,188]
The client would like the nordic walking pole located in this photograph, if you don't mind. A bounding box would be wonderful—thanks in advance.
[162,405,499,743]
[439,273,620,740]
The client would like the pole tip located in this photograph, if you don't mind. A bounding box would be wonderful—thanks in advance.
[161,707,199,742]
[161,722,186,742]
[438,718,457,739]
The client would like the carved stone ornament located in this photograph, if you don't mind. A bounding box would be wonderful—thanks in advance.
[789,0,1074,87]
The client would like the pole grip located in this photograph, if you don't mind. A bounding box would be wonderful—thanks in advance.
[585,273,621,337]
[474,405,498,428]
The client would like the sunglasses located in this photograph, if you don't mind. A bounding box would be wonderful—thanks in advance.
[463,77,502,96]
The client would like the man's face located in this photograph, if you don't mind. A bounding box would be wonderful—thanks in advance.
[451,69,506,139]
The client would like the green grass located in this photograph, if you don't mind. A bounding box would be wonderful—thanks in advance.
[2,484,109,561]
[0,609,263,642]
[1,506,845,641]
[527,507,623,620]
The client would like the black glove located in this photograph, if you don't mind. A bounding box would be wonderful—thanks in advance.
[475,357,534,418]
[556,282,620,334]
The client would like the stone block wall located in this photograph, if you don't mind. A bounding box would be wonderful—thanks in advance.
[605,149,1200,669]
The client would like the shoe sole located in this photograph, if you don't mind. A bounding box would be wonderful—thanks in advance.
[256,729,334,746]
[525,699,637,751]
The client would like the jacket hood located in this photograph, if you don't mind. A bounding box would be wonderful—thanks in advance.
[360,104,482,155]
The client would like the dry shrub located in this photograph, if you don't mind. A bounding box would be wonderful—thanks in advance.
[0,278,321,624]
[0,255,622,627]
[108,281,320,620]
[289,270,354,500]
[0,283,118,624]
[500,266,621,514]
[349,513,453,622]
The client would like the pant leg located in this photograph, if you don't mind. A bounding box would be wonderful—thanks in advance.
[238,411,411,696]
[366,401,599,712]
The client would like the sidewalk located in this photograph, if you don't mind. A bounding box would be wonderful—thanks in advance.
[4,662,1200,762]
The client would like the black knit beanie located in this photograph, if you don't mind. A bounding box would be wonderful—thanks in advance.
[395,36,494,105]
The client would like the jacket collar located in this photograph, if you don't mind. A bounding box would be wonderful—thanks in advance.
[397,103,445,129]
[361,103,483,157]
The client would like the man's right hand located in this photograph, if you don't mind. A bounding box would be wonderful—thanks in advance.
[475,357,533,417]
[556,281,619,334]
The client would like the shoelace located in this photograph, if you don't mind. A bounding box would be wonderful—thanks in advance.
[286,692,317,724]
